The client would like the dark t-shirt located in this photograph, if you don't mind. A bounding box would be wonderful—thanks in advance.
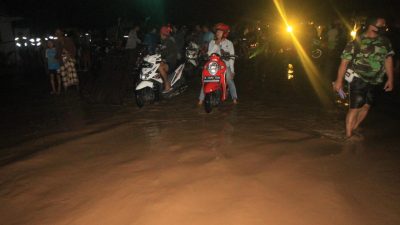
[160,37,178,68]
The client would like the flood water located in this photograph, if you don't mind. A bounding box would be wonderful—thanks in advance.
[1,54,400,225]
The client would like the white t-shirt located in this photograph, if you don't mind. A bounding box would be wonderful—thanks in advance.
[208,39,235,73]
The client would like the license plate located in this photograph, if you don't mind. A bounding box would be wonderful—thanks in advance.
[204,76,220,83]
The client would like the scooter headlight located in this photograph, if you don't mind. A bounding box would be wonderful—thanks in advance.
[186,50,197,59]
[207,62,219,75]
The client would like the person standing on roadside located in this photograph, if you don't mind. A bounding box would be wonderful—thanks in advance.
[55,29,79,91]
[56,29,76,60]
[126,26,141,50]
[327,23,339,54]
[45,40,61,95]
[333,16,395,138]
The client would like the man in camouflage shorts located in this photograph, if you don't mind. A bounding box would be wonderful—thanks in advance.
[333,16,395,138]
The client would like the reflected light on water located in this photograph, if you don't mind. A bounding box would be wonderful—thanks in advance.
[335,91,350,107]
[336,99,349,107]
[287,64,294,80]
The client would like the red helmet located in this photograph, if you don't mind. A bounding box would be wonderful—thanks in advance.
[160,26,172,36]
[214,23,230,38]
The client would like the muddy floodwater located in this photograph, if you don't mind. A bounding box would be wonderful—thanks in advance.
[1,56,400,225]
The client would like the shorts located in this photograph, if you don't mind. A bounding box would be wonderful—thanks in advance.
[48,69,60,75]
[167,62,177,72]
[349,77,378,109]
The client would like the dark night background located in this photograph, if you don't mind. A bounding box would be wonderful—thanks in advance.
[2,0,400,29]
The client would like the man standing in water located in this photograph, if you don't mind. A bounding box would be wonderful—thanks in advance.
[333,16,395,138]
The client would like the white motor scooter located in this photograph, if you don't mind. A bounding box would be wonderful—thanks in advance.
[135,53,186,107]
[186,42,200,67]
[184,42,200,77]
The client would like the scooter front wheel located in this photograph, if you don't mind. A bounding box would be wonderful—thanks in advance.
[204,93,213,113]
[135,87,156,108]
[135,90,145,108]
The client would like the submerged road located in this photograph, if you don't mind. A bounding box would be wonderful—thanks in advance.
[1,56,400,225]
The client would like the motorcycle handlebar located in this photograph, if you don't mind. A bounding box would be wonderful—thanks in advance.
[221,55,237,60]
[205,54,237,60]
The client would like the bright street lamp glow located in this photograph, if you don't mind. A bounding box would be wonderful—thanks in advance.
[286,26,293,33]
[350,30,357,39]
[351,24,358,40]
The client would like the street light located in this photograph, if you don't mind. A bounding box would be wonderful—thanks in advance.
[350,24,358,40]
[286,25,293,33]
[350,30,357,39]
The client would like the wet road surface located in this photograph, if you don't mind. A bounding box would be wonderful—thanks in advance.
[1,56,400,224]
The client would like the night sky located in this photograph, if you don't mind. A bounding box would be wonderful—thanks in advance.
[2,0,400,28]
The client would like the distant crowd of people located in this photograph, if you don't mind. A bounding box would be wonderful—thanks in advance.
[36,16,400,140]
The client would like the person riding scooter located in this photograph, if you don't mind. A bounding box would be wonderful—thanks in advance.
[158,26,178,93]
[198,23,238,105]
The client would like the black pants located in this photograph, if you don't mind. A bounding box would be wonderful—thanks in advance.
[349,77,378,109]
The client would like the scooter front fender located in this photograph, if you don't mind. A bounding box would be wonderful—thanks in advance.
[188,59,197,67]
[203,83,220,94]
[136,81,154,90]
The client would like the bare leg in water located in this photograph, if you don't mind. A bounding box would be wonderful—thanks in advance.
[56,73,62,95]
[159,62,172,92]
[50,73,56,94]
[345,104,370,138]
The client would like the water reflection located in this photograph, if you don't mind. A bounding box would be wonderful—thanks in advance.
[287,63,294,80]
[334,86,350,108]
[335,97,349,107]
